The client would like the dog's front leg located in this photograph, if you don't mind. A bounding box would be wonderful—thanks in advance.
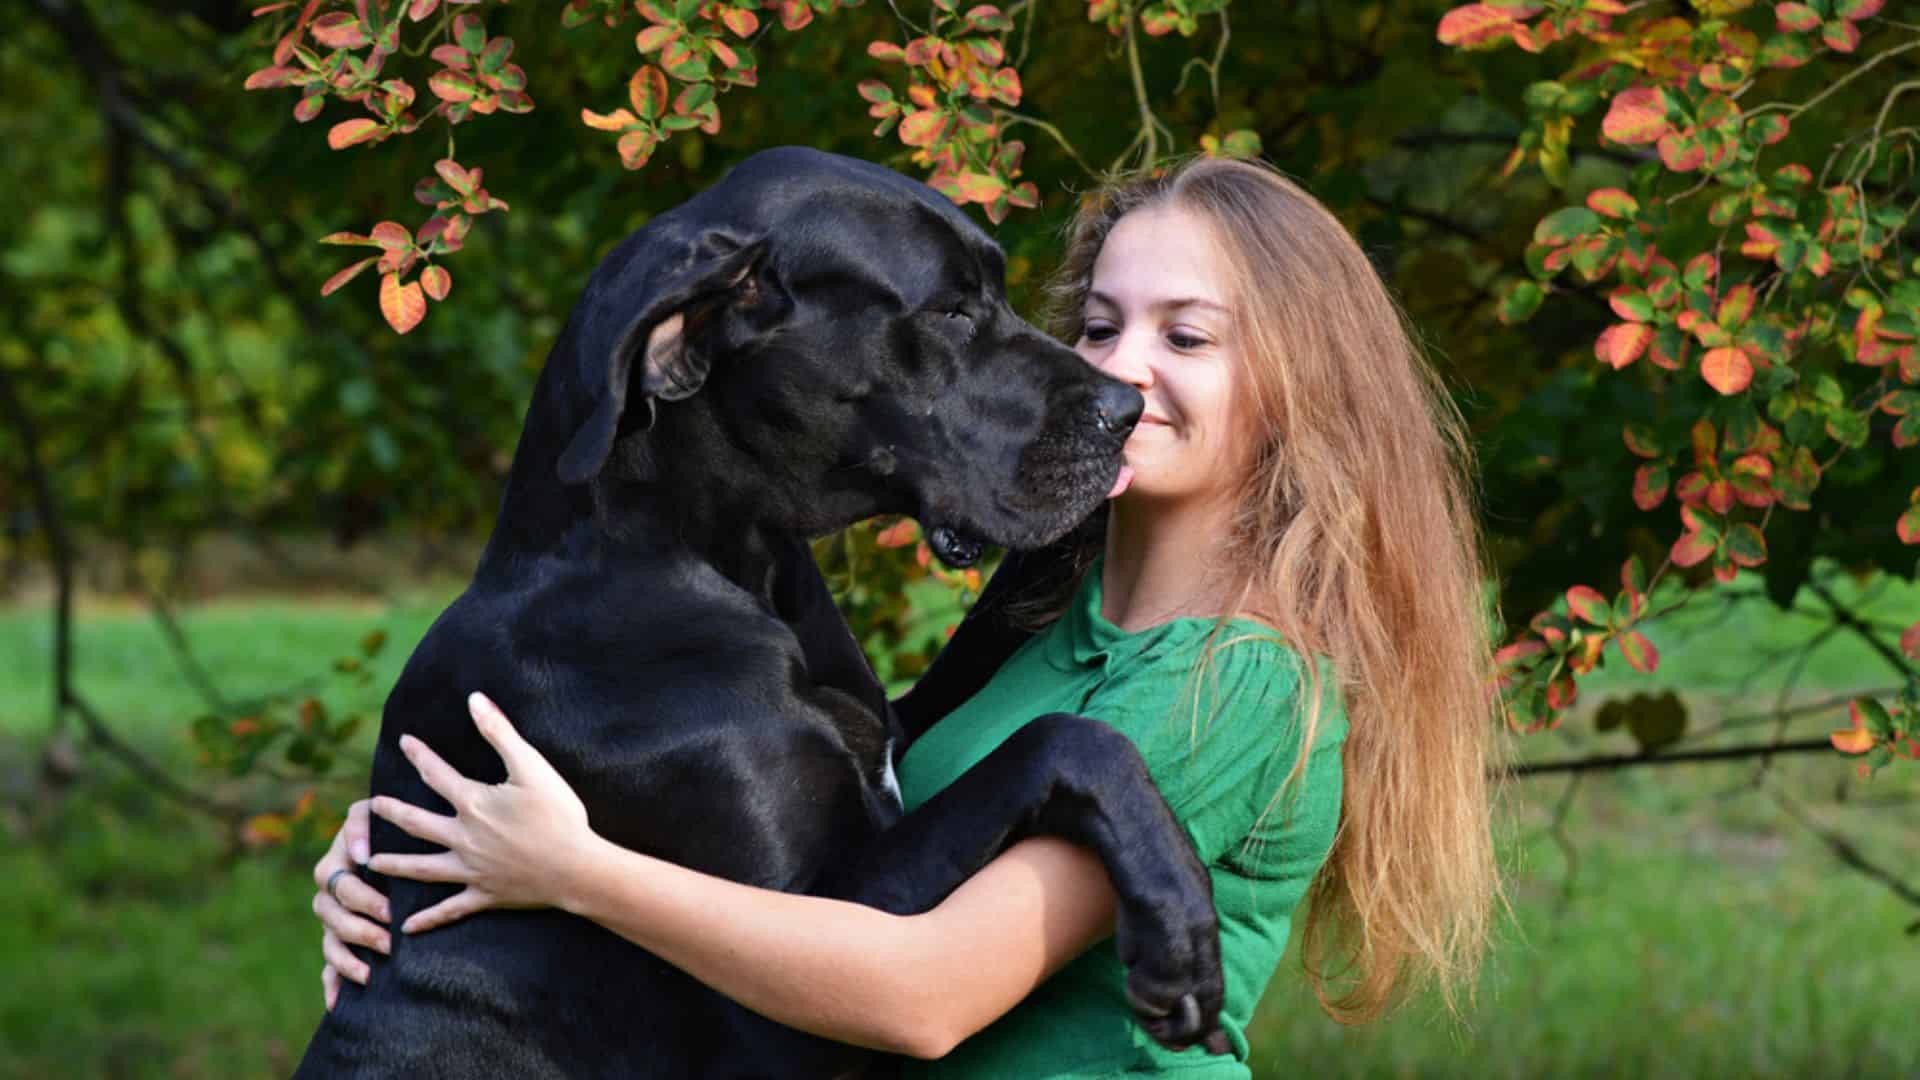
[813,712,1227,1054]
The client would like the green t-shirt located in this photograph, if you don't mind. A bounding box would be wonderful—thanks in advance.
[895,560,1348,1078]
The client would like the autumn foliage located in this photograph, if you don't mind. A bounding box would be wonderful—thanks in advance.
[239,0,1918,779]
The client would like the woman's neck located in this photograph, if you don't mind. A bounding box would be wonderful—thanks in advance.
[1099,495,1241,632]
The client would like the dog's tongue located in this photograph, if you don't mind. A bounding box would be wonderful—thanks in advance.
[1107,465,1134,499]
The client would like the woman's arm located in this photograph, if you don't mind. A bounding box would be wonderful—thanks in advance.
[369,692,1117,1059]
[564,832,1111,1058]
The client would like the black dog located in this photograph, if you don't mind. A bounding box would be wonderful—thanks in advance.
[296,147,1225,1078]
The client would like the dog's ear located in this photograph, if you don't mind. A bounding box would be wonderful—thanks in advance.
[558,232,765,486]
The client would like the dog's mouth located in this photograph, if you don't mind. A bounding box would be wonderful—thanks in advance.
[925,525,986,568]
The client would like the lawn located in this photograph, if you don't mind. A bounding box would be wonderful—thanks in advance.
[1,572,1915,1078]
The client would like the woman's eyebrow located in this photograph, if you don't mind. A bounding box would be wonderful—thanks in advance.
[1087,289,1228,315]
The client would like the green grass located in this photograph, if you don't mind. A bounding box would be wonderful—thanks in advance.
[1,573,1916,1078]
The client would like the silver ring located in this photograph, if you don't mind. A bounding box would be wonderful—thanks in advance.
[326,866,352,905]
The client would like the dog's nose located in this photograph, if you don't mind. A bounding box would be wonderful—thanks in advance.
[1094,381,1144,437]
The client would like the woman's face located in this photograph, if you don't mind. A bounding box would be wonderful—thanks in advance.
[1076,203,1252,508]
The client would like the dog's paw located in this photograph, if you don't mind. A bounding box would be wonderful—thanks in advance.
[1114,900,1228,1054]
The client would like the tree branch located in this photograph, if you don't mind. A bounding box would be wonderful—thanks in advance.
[1509,737,1837,778]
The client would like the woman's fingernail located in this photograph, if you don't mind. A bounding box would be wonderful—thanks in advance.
[399,735,418,756]
[378,933,392,954]
[468,691,488,716]
[350,839,370,865]
[378,901,392,922]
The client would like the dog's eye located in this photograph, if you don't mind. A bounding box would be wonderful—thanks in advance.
[944,309,972,322]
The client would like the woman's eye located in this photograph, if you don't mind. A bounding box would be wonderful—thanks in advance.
[1168,332,1207,350]
[1082,324,1118,343]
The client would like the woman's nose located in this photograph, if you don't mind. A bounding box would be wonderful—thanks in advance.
[1095,329,1155,390]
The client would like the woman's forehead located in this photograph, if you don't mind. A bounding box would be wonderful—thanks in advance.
[1090,205,1232,310]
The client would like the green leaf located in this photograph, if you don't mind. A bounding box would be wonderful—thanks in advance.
[1533,206,1602,246]
[1725,522,1767,567]
[1498,280,1545,324]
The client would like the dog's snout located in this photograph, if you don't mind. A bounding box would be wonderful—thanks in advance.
[1094,381,1145,437]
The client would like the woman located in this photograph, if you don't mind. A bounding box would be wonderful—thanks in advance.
[310,156,1501,1074]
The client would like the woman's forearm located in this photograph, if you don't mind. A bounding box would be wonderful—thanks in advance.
[550,833,1115,1059]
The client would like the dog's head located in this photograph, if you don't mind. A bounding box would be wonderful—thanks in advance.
[551,147,1140,566]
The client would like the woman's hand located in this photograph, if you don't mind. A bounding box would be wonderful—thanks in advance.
[369,691,595,935]
[312,798,391,1010]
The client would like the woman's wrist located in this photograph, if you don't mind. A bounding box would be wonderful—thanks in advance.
[551,831,637,922]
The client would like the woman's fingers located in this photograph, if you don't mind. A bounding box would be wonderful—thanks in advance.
[369,795,459,850]
[368,850,472,884]
[343,797,373,866]
[467,692,559,785]
[322,927,372,986]
[323,962,339,1011]
[395,734,476,809]
[401,886,495,934]
[315,888,392,954]
[330,867,392,924]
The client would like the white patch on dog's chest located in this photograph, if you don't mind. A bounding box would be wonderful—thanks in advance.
[879,737,903,809]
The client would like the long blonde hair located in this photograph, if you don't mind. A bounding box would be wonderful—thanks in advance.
[1040,157,1503,1023]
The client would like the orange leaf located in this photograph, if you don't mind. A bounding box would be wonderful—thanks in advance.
[582,107,638,132]
[1830,727,1875,754]
[875,519,919,548]
[420,265,451,301]
[954,171,1006,204]
[380,272,427,334]
[898,109,948,147]
[1595,323,1653,369]
[1901,620,1920,661]
[1700,346,1754,395]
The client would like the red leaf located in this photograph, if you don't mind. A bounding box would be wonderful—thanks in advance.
[380,272,427,334]
[326,118,383,149]
[1670,529,1717,568]
[1821,18,1861,53]
[721,6,758,36]
[320,256,378,297]
[370,221,412,251]
[1566,585,1610,626]
[1900,620,1920,661]
[1436,4,1523,49]
[245,65,303,90]
[310,12,369,48]
[1602,87,1668,146]
[1633,463,1670,510]
[1617,631,1659,674]
[629,65,668,121]
[1586,187,1639,220]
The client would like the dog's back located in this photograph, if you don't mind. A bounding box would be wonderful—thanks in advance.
[298,548,885,1078]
